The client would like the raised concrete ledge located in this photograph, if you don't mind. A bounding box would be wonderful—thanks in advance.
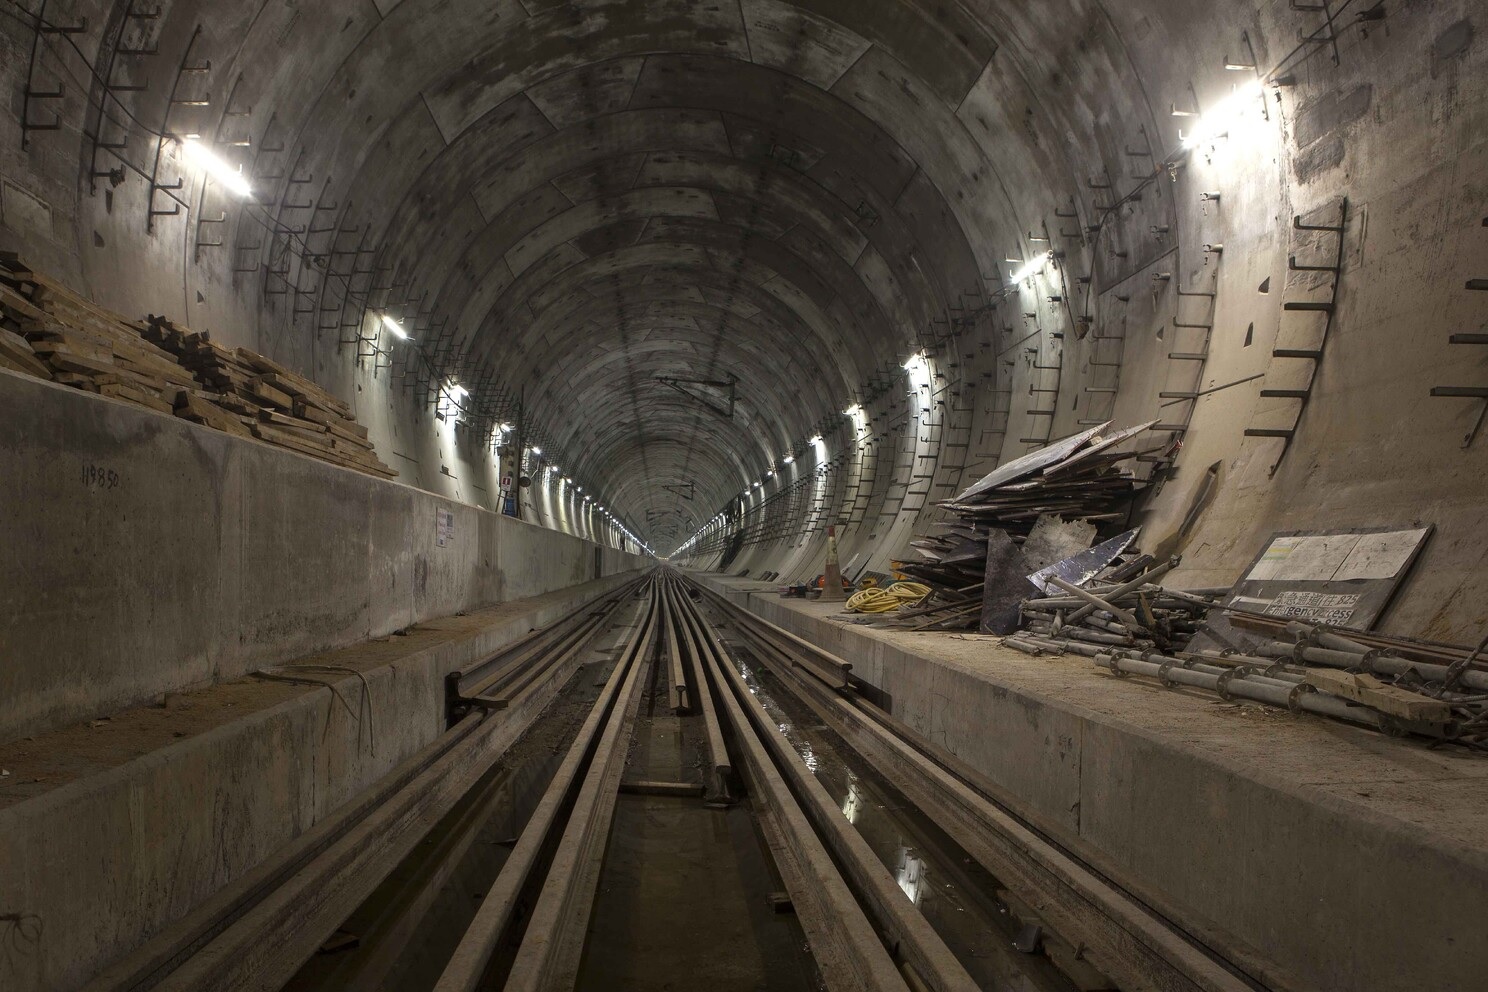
[697,573,1488,992]
[0,571,641,992]
[0,369,647,743]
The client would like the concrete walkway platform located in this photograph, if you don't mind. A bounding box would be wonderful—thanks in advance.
[0,571,641,992]
[697,573,1488,992]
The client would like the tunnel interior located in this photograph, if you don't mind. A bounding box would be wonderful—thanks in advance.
[2,1,1487,991]
[1,0,1480,632]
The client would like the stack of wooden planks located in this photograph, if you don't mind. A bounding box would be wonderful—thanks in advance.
[0,253,395,480]
[144,316,396,479]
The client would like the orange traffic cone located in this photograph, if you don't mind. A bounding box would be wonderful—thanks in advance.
[820,525,845,602]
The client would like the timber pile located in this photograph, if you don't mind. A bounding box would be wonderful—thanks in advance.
[144,316,396,479]
[1,256,201,414]
[0,254,394,480]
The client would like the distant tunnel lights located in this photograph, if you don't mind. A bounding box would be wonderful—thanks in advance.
[181,137,253,198]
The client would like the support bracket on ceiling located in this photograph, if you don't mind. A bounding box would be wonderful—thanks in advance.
[656,374,737,419]
[662,482,696,501]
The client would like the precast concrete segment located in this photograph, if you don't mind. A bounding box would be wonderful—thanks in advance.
[4,1,1485,611]
[691,579,1253,992]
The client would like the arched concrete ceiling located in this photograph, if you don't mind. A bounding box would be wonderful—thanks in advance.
[210,0,1132,547]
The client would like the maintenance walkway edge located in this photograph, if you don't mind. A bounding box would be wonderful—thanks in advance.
[696,572,1488,992]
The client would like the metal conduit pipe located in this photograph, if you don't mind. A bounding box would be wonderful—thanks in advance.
[1253,641,1488,693]
[1094,652,1390,732]
[1065,560,1177,624]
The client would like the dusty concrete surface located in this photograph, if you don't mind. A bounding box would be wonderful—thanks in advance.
[697,573,1488,992]
[0,573,640,992]
[0,371,647,743]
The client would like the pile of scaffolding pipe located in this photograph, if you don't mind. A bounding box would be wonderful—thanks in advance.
[1092,650,1392,732]
[1267,621,1488,693]
[1018,559,1220,654]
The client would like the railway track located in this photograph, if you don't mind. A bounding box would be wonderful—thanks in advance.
[77,568,1263,992]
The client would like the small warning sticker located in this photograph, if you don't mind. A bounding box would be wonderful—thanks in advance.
[436,508,454,548]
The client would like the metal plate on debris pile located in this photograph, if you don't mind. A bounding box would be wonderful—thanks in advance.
[981,530,1038,634]
[951,422,1110,503]
[1026,528,1140,594]
[1190,525,1433,653]
[1020,515,1099,573]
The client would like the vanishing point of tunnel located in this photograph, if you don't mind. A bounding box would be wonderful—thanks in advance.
[2,2,1486,991]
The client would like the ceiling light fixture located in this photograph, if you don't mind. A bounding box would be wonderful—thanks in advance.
[1181,79,1265,150]
[379,314,409,340]
[1009,251,1053,283]
[181,137,253,198]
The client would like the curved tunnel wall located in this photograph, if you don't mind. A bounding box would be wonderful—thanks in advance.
[1,1,1484,637]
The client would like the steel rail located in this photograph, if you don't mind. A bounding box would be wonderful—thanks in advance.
[659,577,690,713]
[676,590,982,992]
[313,745,532,992]
[433,580,660,992]
[81,583,634,992]
[662,571,733,800]
[687,603,916,992]
[503,583,661,992]
[691,579,1262,992]
[460,581,641,701]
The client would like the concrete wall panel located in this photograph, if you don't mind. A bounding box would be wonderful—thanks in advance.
[0,371,646,743]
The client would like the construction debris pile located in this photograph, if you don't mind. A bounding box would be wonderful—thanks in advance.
[0,254,394,480]
[859,420,1172,632]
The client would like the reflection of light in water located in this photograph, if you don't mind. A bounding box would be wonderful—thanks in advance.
[895,847,925,906]
[792,735,819,772]
[841,776,863,824]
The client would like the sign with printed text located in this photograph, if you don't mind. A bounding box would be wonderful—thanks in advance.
[1192,526,1432,653]
[436,508,454,547]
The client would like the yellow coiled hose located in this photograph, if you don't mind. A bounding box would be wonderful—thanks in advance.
[846,582,932,613]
